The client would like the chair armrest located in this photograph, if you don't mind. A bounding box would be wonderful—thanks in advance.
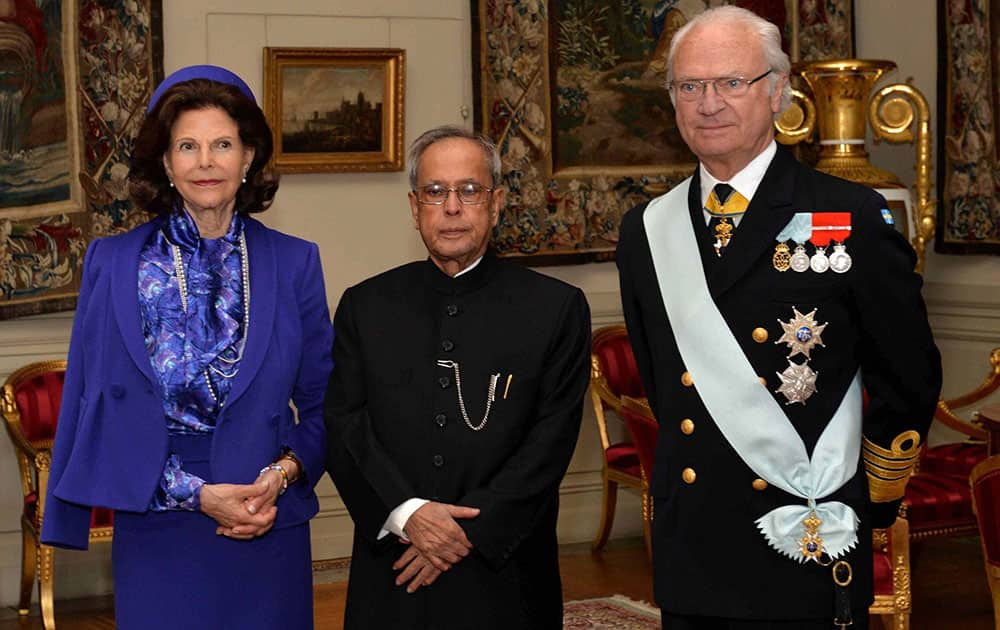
[943,347,1000,410]
[934,399,989,441]
[591,354,623,415]
[977,405,1000,457]
[35,448,53,524]
[1,384,42,460]
[621,395,653,415]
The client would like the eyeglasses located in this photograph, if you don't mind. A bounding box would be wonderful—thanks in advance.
[415,183,494,205]
[668,69,772,101]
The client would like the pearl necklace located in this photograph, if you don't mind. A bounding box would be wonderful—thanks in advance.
[170,230,250,407]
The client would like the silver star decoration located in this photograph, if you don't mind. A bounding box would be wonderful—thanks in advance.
[776,361,819,405]
[775,307,827,360]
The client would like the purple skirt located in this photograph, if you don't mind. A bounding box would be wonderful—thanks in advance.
[111,434,313,630]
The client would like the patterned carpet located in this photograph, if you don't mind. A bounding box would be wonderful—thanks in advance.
[564,594,661,629]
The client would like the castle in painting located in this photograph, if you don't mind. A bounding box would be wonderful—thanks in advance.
[283,92,382,153]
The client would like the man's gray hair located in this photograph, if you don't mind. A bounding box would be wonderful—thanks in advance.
[665,6,792,113]
[406,125,503,189]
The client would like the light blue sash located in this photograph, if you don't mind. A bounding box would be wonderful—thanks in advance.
[642,179,861,561]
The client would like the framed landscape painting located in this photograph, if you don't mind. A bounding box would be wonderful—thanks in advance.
[263,47,405,174]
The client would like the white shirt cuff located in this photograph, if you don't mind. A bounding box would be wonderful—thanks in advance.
[377,498,429,540]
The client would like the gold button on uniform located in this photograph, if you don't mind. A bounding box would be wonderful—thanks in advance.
[752,478,768,491]
[752,327,769,343]
[680,419,695,435]
[682,468,697,484]
[681,371,693,387]
[759,376,768,386]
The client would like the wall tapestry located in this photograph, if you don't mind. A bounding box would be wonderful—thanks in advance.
[0,0,163,319]
[937,0,1000,255]
[472,0,855,264]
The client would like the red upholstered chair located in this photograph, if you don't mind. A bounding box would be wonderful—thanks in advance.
[619,395,658,560]
[870,517,913,630]
[971,453,1000,630]
[590,325,646,551]
[904,348,1000,541]
[1,361,114,629]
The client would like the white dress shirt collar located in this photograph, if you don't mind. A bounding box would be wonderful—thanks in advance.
[453,255,484,278]
[699,140,777,210]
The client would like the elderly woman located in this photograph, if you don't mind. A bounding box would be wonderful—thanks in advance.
[40,65,332,629]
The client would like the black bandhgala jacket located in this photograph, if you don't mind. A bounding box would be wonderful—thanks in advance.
[325,252,591,629]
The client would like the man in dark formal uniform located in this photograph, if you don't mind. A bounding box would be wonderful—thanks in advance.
[325,125,591,629]
[615,6,942,629]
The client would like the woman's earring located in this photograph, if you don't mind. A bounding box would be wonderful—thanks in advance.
[169,180,174,188]
[242,166,249,184]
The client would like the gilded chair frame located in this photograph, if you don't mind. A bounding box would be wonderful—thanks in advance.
[590,324,645,551]
[1,360,113,629]
[869,517,913,630]
[905,348,1000,541]
[620,395,656,560]
[970,453,1000,630]
[933,348,1000,448]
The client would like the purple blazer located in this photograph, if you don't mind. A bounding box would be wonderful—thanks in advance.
[41,217,334,550]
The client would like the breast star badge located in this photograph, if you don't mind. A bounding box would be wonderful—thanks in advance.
[776,307,827,360]
[776,361,819,405]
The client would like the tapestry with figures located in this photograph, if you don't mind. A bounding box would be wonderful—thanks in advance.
[937,0,1000,254]
[472,0,854,264]
[0,0,162,319]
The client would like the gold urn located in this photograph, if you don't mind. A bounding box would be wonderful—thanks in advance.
[776,59,935,272]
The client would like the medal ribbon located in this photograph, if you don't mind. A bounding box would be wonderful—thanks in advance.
[810,212,851,246]
[776,213,812,244]
[705,184,750,216]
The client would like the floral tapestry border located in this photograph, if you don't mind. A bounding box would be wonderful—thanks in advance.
[0,0,163,320]
[936,0,1000,255]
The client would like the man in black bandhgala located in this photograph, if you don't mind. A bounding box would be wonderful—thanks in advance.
[325,125,591,629]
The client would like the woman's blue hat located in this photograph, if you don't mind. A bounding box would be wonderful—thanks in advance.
[147,64,256,113]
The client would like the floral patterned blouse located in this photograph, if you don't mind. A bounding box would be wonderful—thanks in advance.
[138,210,246,511]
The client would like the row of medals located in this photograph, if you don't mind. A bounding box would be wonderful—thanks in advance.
[773,241,852,274]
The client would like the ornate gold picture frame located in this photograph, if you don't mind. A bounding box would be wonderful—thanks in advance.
[263,47,405,174]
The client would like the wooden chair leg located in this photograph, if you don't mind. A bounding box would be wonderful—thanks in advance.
[591,474,618,551]
[18,525,36,615]
[642,490,652,562]
[984,556,1000,630]
[38,543,55,630]
[992,583,1000,630]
